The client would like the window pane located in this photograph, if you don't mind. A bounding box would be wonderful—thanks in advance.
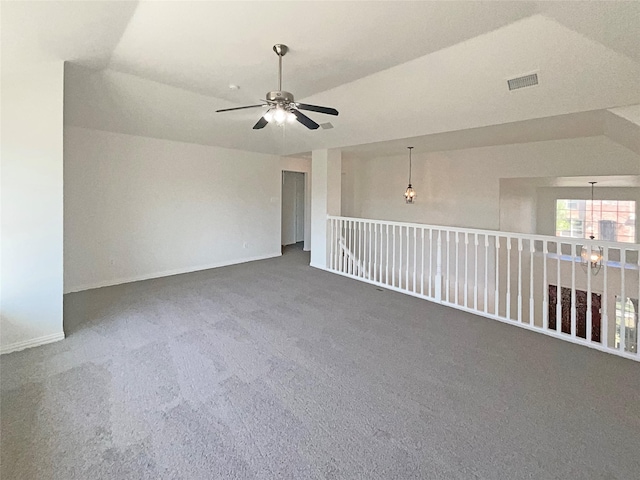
[555,199,636,243]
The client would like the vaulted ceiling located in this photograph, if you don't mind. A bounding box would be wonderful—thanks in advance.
[3,1,639,155]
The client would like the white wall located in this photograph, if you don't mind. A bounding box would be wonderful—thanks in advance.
[64,127,282,292]
[342,136,640,231]
[1,62,65,353]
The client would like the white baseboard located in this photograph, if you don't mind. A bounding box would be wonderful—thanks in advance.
[1,332,65,355]
[64,252,282,293]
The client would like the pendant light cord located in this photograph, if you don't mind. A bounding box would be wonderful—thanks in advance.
[589,181,596,240]
[408,147,413,184]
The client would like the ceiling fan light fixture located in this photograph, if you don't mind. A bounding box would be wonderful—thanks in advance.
[216,44,339,130]
[272,107,288,125]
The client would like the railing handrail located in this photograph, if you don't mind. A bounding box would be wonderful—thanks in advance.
[327,215,640,250]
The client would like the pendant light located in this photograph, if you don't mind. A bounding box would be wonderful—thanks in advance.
[580,181,603,275]
[404,147,416,204]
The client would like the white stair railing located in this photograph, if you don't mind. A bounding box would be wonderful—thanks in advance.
[337,234,369,280]
[327,215,640,362]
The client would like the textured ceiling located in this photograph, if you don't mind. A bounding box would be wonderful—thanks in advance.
[3,1,639,155]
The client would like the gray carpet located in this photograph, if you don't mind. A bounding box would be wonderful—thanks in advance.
[2,244,639,479]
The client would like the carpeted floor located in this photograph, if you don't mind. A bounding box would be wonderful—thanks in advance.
[1,244,639,479]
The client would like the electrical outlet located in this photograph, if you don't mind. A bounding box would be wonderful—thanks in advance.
[243,242,249,249]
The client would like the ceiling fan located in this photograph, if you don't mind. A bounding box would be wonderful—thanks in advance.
[216,44,339,130]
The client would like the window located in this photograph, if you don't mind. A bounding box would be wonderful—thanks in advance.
[615,296,638,353]
[556,199,636,243]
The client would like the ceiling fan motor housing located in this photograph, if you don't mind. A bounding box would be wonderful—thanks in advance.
[266,91,295,106]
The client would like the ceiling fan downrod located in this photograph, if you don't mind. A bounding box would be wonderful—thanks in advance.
[273,44,288,92]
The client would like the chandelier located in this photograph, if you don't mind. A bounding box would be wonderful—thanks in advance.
[580,181,603,275]
[404,147,416,204]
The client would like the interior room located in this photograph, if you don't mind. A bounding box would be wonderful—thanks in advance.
[1,1,639,478]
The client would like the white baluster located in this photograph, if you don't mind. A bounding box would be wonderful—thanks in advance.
[455,232,460,305]
[342,219,347,273]
[529,239,535,326]
[571,242,576,338]
[586,240,593,343]
[386,224,390,285]
[354,221,358,276]
[517,237,522,323]
[354,220,358,276]
[543,240,548,330]
[361,222,364,276]
[506,237,512,320]
[373,223,377,281]
[446,231,450,303]
[413,227,417,294]
[421,228,425,296]
[375,223,380,283]
[428,229,433,298]
[338,220,343,273]
[637,247,640,354]
[356,220,360,276]
[474,234,479,310]
[330,218,335,270]
[355,220,359,276]
[602,246,608,348]
[360,221,365,278]
[336,219,340,272]
[484,235,489,314]
[620,248,627,352]
[405,226,410,291]
[368,222,372,280]
[435,230,442,302]
[464,232,469,308]
[343,219,347,273]
[495,237,500,317]
[392,225,396,287]
[345,220,349,275]
[556,241,562,334]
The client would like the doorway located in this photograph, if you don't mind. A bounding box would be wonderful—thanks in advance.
[281,171,305,247]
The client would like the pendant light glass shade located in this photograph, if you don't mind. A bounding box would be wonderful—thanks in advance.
[404,184,416,203]
[263,107,296,126]
[580,237,603,275]
[580,182,603,275]
[404,146,416,204]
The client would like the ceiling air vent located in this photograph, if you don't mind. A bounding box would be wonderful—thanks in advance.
[320,122,334,130]
[507,73,538,91]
